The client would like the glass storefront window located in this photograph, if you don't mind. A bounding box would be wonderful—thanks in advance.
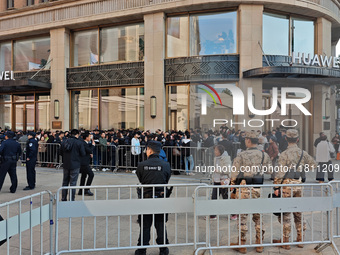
[0,42,12,71]
[36,102,50,131]
[167,85,188,131]
[100,24,144,63]
[190,12,237,56]
[0,104,11,130]
[167,84,235,131]
[263,13,289,55]
[14,37,50,71]
[36,93,50,102]
[73,29,99,66]
[71,90,99,130]
[263,13,314,56]
[13,94,34,102]
[100,87,144,130]
[292,18,314,55]
[167,16,189,57]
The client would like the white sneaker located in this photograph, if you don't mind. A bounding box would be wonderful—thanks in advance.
[102,168,108,172]
[92,168,97,172]
[132,170,136,174]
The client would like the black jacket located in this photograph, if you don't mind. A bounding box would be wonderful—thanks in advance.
[60,136,86,170]
[26,138,38,159]
[81,140,93,166]
[136,154,171,193]
[218,139,233,159]
[0,138,22,161]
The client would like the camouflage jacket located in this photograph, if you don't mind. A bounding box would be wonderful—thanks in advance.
[231,147,271,185]
[274,144,317,184]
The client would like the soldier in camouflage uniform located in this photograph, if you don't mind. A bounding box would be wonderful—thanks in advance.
[230,131,271,254]
[273,129,317,250]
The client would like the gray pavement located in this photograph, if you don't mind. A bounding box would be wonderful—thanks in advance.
[0,165,340,254]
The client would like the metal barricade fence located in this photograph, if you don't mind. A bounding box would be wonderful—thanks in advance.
[19,142,61,168]
[193,183,337,254]
[0,191,54,255]
[113,145,215,173]
[329,180,340,254]
[54,183,207,255]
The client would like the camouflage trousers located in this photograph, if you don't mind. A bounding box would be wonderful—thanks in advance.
[234,185,264,241]
[278,179,307,239]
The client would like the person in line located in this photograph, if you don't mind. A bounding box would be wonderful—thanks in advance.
[78,132,95,196]
[24,132,38,190]
[208,145,231,220]
[60,129,85,201]
[316,134,335,183]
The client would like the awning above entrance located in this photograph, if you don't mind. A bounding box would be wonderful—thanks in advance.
[243,66,340,86]
[0,79,51,92]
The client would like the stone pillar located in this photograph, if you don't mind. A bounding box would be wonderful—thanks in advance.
[314,17,334,144]
[238,4,264,131]
[50,28,70,131]
[143,12,166,132]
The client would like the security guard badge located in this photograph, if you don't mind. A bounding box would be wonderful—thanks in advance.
[29,143,33,147]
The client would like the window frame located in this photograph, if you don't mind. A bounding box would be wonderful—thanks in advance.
[263,10,316,56]
[70,21,145,67]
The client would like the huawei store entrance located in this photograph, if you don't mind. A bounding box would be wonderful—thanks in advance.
[0,92,51,131]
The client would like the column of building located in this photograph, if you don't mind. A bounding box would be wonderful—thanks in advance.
[238,4,264,131]
[143,12,166,131]
[50,28,70,130]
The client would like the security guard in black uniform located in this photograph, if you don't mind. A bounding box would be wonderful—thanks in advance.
[135,141,171,255]
[0,131,22,193]
[24,132,38,190]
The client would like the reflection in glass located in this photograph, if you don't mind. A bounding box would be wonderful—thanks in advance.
[101,87,144,130]
[292,18,314,56]
[190,12,237,56]
[190,84,234,131]
[26,104,35,131]
[13,94,34,103]
[100,24,144,63]
[36,102,50,131]
[0,42,12,71]
[0,104,11,130]
[71,90,98,130]
[73,30,99,66]
[168,86,188,131]
[263,13,289,55]
[167,16,189,57]
[14,37,50,71]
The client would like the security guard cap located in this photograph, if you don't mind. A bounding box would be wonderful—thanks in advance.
[245,131,258,139]
[28,131,36,137]
[286,129,299,138]
[5,131,14,138]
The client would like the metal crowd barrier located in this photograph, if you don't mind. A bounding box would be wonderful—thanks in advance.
[329,180,340,253]
[0,191,54,255]
[54,183,207,255]
[193,183,337,254]
[19,142,61,168]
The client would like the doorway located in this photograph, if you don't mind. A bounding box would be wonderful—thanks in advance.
[14,103,35,132]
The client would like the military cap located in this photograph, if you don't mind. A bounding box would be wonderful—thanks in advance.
[5,131,15,138]
[28,131,36,137]
[286,129,299,138]
[245,131,258,139]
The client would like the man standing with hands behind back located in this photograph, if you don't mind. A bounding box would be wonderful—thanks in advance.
[135,141,171,255]
[24,132,38,190]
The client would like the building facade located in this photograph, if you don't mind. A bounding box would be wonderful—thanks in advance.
[0,0,340,153]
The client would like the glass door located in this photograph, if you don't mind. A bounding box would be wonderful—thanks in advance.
[14,103,35,131]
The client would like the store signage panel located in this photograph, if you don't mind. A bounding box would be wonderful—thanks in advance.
[292,52,340,68]
[0,71,15,80]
